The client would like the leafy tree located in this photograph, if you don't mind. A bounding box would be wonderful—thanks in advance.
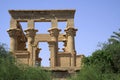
[84,29,120,73]
[83,42,120,73]
[69,64,120,80]
[109,29,120,43]
[70,29,120,80]
[0,43,9,57]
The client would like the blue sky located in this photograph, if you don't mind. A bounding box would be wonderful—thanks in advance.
[0,0,120,66]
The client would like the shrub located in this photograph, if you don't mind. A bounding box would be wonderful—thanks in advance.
[69,65,120,80]
[0,43,51,80]
[69,65,101,80]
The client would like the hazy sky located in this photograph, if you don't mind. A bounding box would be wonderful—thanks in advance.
[0,0,120,66]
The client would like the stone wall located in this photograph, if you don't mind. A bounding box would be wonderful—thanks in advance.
[15,51,30,65]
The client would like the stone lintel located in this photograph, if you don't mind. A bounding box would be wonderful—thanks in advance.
[9,10,75,22]
[35,34,66,42]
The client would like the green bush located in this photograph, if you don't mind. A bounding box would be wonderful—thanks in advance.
[69,29,120,80]
[69,65,120,80]
[0,43,51,80]
[69,65,101,80]
[21,67,51,80]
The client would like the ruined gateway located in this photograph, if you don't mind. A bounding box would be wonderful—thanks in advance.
[7,10,84,78]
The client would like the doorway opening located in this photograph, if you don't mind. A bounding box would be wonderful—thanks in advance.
[38,42,50,67]
[58,42,64,52]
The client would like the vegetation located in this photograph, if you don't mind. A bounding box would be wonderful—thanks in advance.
[69,29,120,80]
[0,43,51,80]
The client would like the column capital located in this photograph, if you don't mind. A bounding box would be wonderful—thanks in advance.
[24,29,38,37]
[48,28,61,37]
[65,27,77,36]
[7,28,21,37]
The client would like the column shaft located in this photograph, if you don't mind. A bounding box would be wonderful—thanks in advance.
[10,37,16,52]
[32,45,37,66]
[67,35,76,67]
[48,42,56,67]
[25,29,38,66]
[48,28,61,67]
[8,19,19,52]
[7,29,20,53]
[65,28,77,67]
[27,37,33,52]
[67,35,75,52]
[27,37,33,66]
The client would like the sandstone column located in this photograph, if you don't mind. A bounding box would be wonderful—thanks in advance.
[25,29,38,66]
[48,28,61,67]
[32,45,42,66]
[35,48,42,66]
[48,41,56,67]
[7,29,20,53]
[7,18,20,53]
[65,27,77,67]
[32,44,37,66]
[65,18,77,67]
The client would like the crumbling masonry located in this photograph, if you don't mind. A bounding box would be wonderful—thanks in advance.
[7,10,83,73]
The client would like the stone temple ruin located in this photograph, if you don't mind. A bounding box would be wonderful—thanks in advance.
[7,10,83,76]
